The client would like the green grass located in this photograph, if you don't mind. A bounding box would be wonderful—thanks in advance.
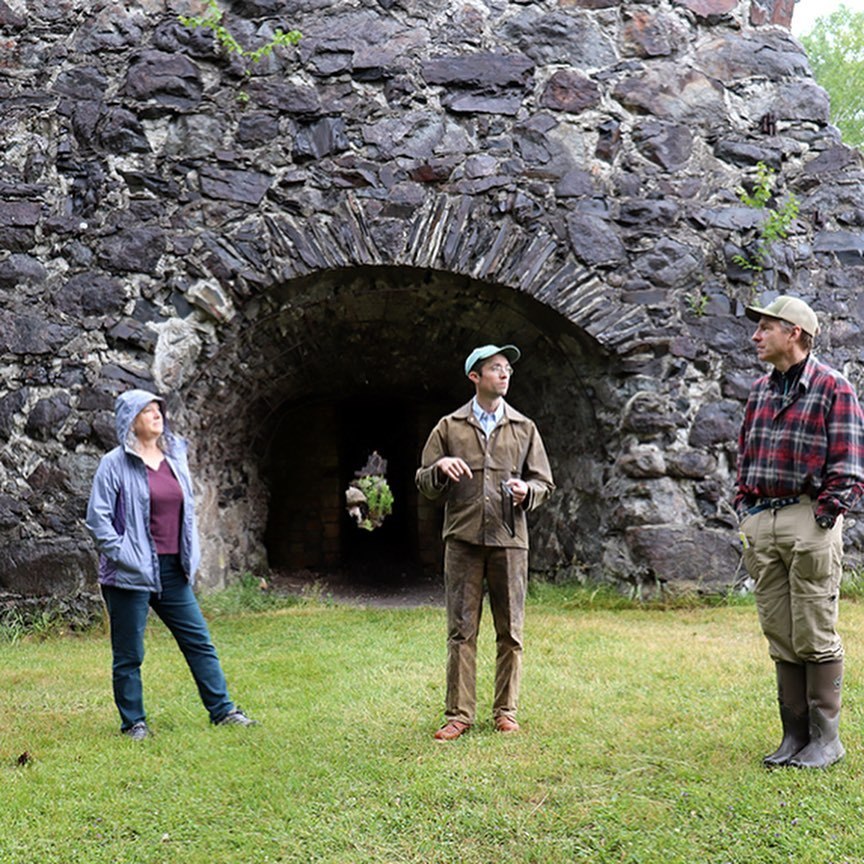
[3,588,864,862]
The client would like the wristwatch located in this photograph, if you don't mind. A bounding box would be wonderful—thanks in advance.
[816,514,836,529]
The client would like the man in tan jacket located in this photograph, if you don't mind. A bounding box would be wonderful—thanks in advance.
[416,344,554,741]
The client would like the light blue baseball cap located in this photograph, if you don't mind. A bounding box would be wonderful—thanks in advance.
[464,344,521,377]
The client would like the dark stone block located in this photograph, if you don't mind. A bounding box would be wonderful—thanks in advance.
[502,9,617,67]
[52,65,107,100]
[555,169,595,197]
[539,69,600,113]
[626,524,740,586]
[98,363,154,390]
[633,120,693,170]
[106,319,157,352]
[697,32,809,82]
[199,165,273,204]
[814,231,864,266]
[0,541,95,596]
[237,112,280,146]
[54,272,127,316]
[0,227,36,252]
[123,50,202,110]
[99,227,167,274]
[0,0,26,29]
[91,412,118,449]
[98,107,151,154]
[25,395,72,441]
[0,389,27,440]
[666,450,717,479]
[421,53,534,88]
[567,212,626,266]
[617,198,680,226]
[613,67,725,123]
[0,201,41,227]
[634,238,702,288]
[151,18,216,57]
[0,494,26,530]
[26,461,69,492]
[442,92,523,116]
[722,370,755,401]
[688,400,741,448]
[805,146,862,176]
[751,0,795,27]
[622,10,685,58]
[293,118,349,161]
[77,387,115,412]
[0,253,47,288]
[674,0,737,20]
[595,119,621,162]
[0,311,75,355]
[714,139,782,169]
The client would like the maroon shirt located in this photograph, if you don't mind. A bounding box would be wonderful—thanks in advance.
[147,459,183,554]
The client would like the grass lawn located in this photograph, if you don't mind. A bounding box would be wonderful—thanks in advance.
[2,585,864,863]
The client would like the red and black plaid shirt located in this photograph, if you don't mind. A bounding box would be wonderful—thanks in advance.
[735,354,864,519]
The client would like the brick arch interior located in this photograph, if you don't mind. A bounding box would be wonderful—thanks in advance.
[176,265,610,588]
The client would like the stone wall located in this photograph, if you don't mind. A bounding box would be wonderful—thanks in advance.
[2,0,864,601]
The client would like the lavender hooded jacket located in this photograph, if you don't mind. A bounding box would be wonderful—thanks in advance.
[85,389,202,591]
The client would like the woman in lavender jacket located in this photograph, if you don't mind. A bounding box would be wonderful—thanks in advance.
[86,389,255,740]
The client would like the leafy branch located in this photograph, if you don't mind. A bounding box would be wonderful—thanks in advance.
[731,161,799,279]
[179,0,301,68]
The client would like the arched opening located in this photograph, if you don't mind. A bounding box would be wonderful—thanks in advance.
[261,393,450,579]
[181,266,612,592]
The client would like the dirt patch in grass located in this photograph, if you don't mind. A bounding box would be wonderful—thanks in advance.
[268,565,445,608]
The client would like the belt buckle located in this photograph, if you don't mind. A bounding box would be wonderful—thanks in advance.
[768,496,797,511]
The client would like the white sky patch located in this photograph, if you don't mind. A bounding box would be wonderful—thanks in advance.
[792,0,864,37]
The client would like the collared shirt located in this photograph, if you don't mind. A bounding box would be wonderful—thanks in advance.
[472,397,503,437]
[735,354,864,519]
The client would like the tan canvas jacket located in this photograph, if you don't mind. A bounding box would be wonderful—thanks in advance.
[415,400,554,549]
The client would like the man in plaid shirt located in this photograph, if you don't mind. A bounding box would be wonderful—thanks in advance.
[736,296,864,769]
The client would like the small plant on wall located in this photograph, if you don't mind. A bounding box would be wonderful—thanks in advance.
[731,161,800,294]
[179,1,302,74]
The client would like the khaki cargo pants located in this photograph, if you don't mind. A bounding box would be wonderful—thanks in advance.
[740,498,844,664]
[443,538,527,726]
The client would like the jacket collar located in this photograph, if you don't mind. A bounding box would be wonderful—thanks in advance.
[453,399,528,424]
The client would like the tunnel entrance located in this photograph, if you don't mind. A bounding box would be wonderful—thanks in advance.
[262,393,450,584]
[182,266,611,593]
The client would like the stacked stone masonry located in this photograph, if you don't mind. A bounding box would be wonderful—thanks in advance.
[1,0,863,603]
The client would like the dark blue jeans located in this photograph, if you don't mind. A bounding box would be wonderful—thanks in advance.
[102,554,234,730]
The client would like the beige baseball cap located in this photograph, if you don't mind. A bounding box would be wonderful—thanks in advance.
[745,296,819,337]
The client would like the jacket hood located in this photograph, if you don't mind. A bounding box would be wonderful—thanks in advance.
[115,389,165,449]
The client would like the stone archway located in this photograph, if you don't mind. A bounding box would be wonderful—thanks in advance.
[166,262,611,589]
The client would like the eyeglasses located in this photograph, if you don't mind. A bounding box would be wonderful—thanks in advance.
[487,364,514,376]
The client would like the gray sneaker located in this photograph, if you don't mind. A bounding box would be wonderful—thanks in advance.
[217,709,257,727]
[123,722,150,741]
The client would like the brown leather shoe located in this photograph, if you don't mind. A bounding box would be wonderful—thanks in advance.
[433,721,470,741]
[495,716,520,733]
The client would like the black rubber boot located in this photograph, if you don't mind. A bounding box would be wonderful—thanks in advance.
[763,661,808,767]
[789,660,845,769]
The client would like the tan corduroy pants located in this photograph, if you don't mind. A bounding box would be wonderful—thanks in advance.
[740,498,844,664]
[443,539,528,726]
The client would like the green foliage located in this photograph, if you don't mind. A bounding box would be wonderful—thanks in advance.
[685,290,709,317]
[179,0,301,68]
[732,161,800,283]
[198,572,328,615]
[801,5,864,150]
[841,565,864,601]
[353,474,395,531]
